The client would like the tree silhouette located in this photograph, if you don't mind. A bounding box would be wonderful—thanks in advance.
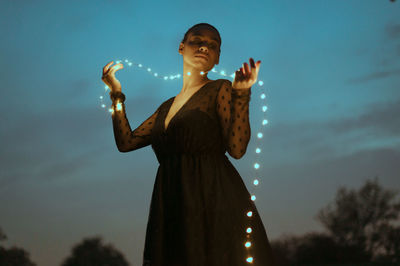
[61,236,130,266]
[271,176,400,265]
[316,176,400,262]
[0,227,37,266]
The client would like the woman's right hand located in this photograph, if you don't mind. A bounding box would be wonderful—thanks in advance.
[101,61,124,93]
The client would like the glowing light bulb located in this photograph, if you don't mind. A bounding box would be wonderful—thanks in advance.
[258,80,264,86]
[247,211,253,217]
[154,73,158,77]
[257,133,263,138]
[254,163,260,169]
[101,104,106,108]
[260,93,266,99]
[170,75,174,80]
[245,241,251,248]
[262,119,268,125]
[116,102,122,111]
[253,179,259,186]
[200,71,204,75]
[246,227,252,233]
[187,72,191,76]
[251,195,256,201]
[262,106,267,112]
[147,68,151,72]
[99,96,103,99]
[246,257,253,263]
[138,64,142,67]
[128,62,132,66]
[255,148,261,153]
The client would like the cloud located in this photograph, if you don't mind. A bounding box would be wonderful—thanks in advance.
[262,97,400,164]
[346,69,400,84]
[385,23,400,40]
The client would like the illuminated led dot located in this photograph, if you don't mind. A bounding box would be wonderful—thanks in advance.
[187,72,191,76]
[128,62,132,66]
[147,68,151,72]
[247,211,253,217]
[101,104,106,108]
[245,241,251,248]
[170,75,174,79]
[262,119,268,125]
[116,60,121,64]
[177,74,181,78]
[200,71,204,75]
[251,195,256,201]
[104,85,109,89]
[154,73,158,77]
[164,76,168,80]
[212,67,216,72]
[138,64,142,67]
[246,257,253,263]
[255,148,261,153]
[262,106,267,112]
[258,80,264,86]
[220,70,226,75]
[257,132,263,138]
[116,102,122,111]
[260,93,266,99]
[253,179,259,186]
[254,163,260,169]
[99,96,103,99]
[230,73,235,78]
[246,227,252,233]
[109,108,113,113]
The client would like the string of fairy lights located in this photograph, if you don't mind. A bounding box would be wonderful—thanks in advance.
[99,59,268,264]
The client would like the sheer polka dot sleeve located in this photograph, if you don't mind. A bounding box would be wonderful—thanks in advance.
[216,79,252,159]
[110,92,160,152]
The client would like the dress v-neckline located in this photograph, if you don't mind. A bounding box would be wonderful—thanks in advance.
[163,80,215,132]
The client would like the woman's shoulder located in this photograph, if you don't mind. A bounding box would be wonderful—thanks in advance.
[213,78,233,92]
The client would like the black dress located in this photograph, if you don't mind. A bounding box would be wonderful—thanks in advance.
[110,79,277,266]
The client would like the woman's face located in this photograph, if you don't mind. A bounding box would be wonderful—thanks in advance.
[179,26,220,72]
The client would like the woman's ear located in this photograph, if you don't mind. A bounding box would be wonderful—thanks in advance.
[178,43,184,55]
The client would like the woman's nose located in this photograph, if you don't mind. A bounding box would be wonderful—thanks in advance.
[199,46,208,52]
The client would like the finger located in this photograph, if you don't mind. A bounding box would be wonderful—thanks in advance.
[243,62,250,77]
[235,69,242,81]
[256,60,261,74]
[109,63,124,76]
[250,58,256,69]
[103,61,114,75]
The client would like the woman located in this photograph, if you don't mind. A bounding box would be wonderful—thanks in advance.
[101,23,276,266]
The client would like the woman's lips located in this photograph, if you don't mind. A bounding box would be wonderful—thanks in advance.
[195,54,208,60]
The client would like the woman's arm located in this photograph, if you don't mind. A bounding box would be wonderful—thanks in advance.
[110,92,160,152]
[216,79,251,159]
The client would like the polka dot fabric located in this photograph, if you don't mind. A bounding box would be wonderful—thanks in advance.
[110,99,161,152]
[109,79,277,265]
[216,79,251,159]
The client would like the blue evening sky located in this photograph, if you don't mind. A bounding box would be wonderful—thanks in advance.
[1,0,399,265]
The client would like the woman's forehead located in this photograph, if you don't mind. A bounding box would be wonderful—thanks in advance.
[189,28,220,43]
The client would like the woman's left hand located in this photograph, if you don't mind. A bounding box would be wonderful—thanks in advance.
[232,58,261,90]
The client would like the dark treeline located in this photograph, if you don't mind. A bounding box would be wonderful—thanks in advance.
[1,176,399,266]
[270,176,400,266]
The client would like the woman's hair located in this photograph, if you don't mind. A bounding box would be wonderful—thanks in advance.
[181,23,221,54]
